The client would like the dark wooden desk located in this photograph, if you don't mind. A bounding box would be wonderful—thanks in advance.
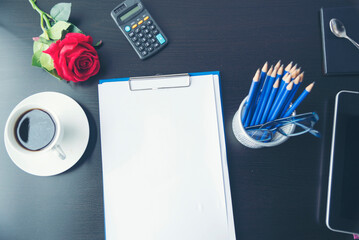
[1,0,359,239]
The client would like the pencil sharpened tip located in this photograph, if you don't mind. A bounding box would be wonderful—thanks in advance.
[294,75,301,84]
[285,61,293,71]
[287,81,294,89]
[267,66,273,75]
[306,82,315,92]
[274,60,281,69]
[262,62,268,72]
[273,79,280,88]
[253,69,260,81]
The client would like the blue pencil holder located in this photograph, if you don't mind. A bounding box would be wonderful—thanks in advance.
[232,97,296,148]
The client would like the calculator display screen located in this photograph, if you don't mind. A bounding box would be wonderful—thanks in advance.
[120,5,141,21]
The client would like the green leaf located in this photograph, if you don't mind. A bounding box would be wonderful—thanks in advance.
[31,50,43,68]
[68,24,83,33]
[60,29,69,40]
[47,21,71,40]
[50,3,72,22]
[40,52,55,71]
[94,40,103,47]
[36,37,54,45]
[33,33,49,53]
[45,68,63,81]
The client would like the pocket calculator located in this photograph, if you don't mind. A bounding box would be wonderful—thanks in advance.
[111,0,168,60]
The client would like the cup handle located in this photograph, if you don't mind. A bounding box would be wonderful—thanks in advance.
[52,144,66,160]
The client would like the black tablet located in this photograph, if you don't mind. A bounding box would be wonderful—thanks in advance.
[326,90,359,235]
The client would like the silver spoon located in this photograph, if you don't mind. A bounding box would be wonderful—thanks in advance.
[329,18,359,50]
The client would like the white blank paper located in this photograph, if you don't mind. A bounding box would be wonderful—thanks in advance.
[98,73,236,240]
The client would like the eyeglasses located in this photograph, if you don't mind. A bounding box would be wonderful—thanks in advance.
[245,112,321,142]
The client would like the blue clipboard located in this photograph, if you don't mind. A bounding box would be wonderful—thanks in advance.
[98,71,236,240]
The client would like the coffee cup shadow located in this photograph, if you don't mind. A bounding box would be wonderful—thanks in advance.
[64,105,97,174]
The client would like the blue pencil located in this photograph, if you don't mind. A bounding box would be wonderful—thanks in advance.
[274,60,281,71]
[283,82,315,118]
[276,72,297,116]
[268,73,291,119]
[280,73,303,117]
[242,69,260,127]
[295,71,304,91]
[289,64,297,75]
[280,64,296,88]
[260,79,280,124]
[268,81,294,121]
[258,62,269,91]
[277,73,290,96]
[283,61,293,77]
[250,66,273,126]
[273,65,283,101]
[254,67,278,125]
[290,68,299,81]
[276,64,284,81]
[245,62,268,126]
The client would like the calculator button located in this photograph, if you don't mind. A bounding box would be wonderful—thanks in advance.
[132,24,138,29]
[150,38,156,43]
[146,34,153,38]
[154,43,160,48]
[141,51,148,56]
[147,47,154,52]
[131,37,138,42]
[137,33,144,38]
[138,46,144,51]
[135,28,141,33]
[144,16,149,21]
[145,42,150,47]
[144,29,150,34]
[138,20,144,25]
[156,34,166,44]
[141,37,147,43]
[140,25,147,30]
[146,20,153,25]
[128,32,135,37]
[135,41,141,47]
[124,26,131,32]
[150,25,156,30]
[152,29,159,35]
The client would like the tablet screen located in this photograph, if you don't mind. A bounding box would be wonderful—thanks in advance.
[327,91,359,234]
[341,115,359,220]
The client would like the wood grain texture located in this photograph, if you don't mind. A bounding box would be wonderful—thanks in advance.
[1,0,359,239]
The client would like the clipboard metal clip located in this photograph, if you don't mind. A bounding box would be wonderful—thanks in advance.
[129,73,191,91]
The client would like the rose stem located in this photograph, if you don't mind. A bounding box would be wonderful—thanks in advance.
[28,0,54,29]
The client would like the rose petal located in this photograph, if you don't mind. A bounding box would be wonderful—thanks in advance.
[42,33,99,82]
[66,33,93,45]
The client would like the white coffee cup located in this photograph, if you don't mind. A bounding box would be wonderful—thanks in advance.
[4,103,66,160]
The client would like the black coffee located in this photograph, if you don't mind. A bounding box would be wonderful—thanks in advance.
[15,109,56,151]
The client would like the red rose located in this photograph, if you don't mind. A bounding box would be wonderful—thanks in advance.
[43,33,100,82]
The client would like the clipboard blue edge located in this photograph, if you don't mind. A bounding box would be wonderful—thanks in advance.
[98,71,220,84]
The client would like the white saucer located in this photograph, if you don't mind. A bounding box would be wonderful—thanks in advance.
[4,92,90,176]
